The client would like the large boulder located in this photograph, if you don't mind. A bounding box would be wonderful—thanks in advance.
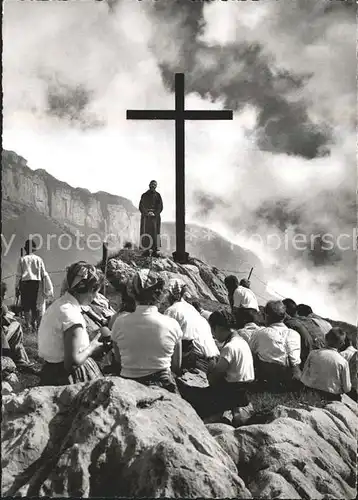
[211,398,357,499]
[1,377,250,498]
[106,250,229,306]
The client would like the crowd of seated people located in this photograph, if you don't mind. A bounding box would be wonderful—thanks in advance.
[3,256,355,424]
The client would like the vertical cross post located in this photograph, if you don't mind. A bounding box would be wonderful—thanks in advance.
[127,73,233,264]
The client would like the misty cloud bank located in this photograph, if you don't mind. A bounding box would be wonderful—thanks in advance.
[2,0,356,322]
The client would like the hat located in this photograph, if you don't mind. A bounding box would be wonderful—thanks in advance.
[131,270,164,297]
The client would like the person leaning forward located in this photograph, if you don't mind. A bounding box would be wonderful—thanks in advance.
[139,180,163,257]
[111,270,183,393]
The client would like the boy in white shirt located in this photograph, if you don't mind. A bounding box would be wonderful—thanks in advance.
[177,310,255,426]
[301,327,351,401]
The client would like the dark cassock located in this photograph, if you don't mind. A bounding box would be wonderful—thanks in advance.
[139,180,163,255]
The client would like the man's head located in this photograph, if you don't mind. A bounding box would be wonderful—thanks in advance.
[149,180,157,192]
[239,278,251,289]
[209,309,235,343]
[282,298,298,317]
[224,275,239,293]
[235,307,260,329]
[1,281,7,300]
[326,327,346,349]
[297,304,313,317]
[264,300,286,325]
[24,238,37,255]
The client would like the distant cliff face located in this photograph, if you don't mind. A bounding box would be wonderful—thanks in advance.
[2,150,140,248]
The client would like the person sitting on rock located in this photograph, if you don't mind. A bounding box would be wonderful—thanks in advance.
[296,304,329,348]
[38,262,110,386]
[1,281,36,373]
[250,301,302,391]
[235,308,263,345]
[111,270,183,393]
[283,298,313,366]
[164,282,219,371]
[177,310,255,426]
[301,327,351,402]
[339,337,357,401]
[224,276,259,327]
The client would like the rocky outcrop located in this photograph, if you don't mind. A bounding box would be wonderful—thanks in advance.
[211,397,357,499]
[106,249,230,306]
[1,377,250,498]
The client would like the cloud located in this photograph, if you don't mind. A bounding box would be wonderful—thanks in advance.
[2,0,356,322]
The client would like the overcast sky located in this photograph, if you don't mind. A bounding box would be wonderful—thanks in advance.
[3,0,356,322]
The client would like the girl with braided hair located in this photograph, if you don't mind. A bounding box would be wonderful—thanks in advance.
[38,262,110,385]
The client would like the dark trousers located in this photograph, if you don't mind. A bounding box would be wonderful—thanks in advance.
[121,369,179,394]
[177,379,251,419]
[20,280,40,317]
[254,357,300,392]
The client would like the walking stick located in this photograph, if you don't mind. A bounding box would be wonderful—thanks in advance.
[248,267,254,280]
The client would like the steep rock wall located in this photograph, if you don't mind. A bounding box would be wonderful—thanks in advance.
[2,150,140,248]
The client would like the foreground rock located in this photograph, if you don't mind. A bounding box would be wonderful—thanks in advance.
[212,396,357,499]
[2,377,250,498]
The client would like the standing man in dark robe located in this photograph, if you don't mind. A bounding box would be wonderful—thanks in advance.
[139,180,163,257]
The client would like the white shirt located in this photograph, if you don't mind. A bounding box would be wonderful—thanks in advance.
[233,286,259,311]
[200,309,213,321]
[220,334,255,383]
[237,323,263,344]
[301,348,351,394]
[250,322,301,367]
[111,305,183,378]
[38,292,89,363]
[164,300,219,358]
[16,254,45,287]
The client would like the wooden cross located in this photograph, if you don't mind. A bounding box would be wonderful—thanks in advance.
[127,73,233,264]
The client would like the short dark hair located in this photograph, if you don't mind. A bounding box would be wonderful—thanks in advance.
[297,304,313,316]
[209,309,235,329]
[224,275,238,291]
[282,298,297,317]
[326,327,346,349]
[236,307,260,328]
[239,279,250,289]
[24,238,37,254]
[265,301,286,323]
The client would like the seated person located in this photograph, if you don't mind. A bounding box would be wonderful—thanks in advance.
[164,282,219,371]
[178,310,255,425]
[38,262,110,385]
[296,304,327,349]
[301,327,351,402]
[283,298,313,365]
[111,271,183,393]
[1,281,35,372]
[235,308,263,344]
[339,337,357,401]
[250,301,302,391]
[297,303,332,335]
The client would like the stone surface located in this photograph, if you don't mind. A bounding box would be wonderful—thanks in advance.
[1,377,250,498]
[212,400,357,499]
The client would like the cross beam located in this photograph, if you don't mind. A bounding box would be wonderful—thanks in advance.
[127,73,233,264]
